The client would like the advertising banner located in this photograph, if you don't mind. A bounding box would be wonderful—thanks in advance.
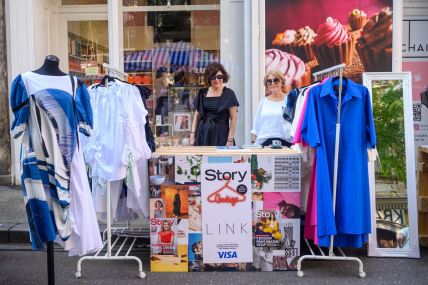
[201,163,253,263]
[402,18,428,149]
[266,0,393,88]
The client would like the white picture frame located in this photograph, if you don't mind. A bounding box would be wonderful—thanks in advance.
[363,72,420,258]
[173,113,191,132]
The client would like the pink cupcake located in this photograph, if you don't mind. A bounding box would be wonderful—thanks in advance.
[265,49,311,92]
[289,26,317,62]
[312,17,355,69]
[272,30,296,53]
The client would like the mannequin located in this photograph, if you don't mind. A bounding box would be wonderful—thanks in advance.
[33,55,67,76]
[33,54,66,285]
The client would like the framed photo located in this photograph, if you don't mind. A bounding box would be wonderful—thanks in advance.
[363,72,419,258]
[173,113,191,132]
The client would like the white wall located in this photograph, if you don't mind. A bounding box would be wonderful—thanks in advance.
[220,0,246,145]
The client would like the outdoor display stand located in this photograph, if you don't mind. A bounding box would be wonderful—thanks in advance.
[149,146,301,272]
[296,64,366,278]
[75,64,146,279]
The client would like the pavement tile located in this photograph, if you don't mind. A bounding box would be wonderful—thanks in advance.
[8,223,30,243]
[0,223,17,243]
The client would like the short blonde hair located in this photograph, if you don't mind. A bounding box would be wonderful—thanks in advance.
[264,70,286,88]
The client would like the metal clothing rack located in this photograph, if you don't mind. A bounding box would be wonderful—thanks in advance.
[297,63,366,278]
[76,64,146,279]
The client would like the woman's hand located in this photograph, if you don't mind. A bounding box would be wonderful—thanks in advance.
[251,134,257,144]
[226,140,234,147]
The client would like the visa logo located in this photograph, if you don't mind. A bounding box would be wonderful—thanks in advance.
[217,251,238,258]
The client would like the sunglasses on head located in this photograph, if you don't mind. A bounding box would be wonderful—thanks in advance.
[210,74,225,81]
[266,78,281,86]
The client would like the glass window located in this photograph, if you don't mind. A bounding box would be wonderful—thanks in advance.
[68,21,109,85]
[62,0,107,4]
[123,9,220,146]
[123,0,219,6]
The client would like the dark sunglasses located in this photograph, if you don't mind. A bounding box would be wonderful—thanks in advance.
[209,74,225,81]
[266,78,281,86]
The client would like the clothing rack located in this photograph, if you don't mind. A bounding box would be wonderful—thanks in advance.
[297,63,366,278]
[75,64,146,279]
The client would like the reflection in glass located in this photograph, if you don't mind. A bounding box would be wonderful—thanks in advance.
[67,21,109,85]
[122,0,219,6]
[62,0,107,4]
[123,9,220,145]
[372,80,409,249]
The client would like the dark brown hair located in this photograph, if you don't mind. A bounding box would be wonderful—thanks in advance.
[203,62,229,87]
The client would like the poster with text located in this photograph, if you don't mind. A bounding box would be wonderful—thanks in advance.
[201,163,253,263]
[266,0,393,90]
[402,18,428,149]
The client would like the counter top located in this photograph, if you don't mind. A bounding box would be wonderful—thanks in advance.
[152,146,300,156]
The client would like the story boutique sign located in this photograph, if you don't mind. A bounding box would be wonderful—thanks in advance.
[201,163,253,263]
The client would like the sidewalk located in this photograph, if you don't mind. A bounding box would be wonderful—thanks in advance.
[0,185,149,244]
[0,185,28,243]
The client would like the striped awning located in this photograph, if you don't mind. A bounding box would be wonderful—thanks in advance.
[124,41,219,73]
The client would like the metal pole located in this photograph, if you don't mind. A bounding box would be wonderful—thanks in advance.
[329,68,343,256]
[107,181,112,257]
[47,241,55,285]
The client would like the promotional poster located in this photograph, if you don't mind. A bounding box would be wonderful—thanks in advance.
[402,18,428,148]
[150,218,178,256]
[266,0,393,87]
[201,162,253,263]
[160,184,189,219]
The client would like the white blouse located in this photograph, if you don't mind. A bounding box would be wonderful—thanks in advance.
[251,96,292,145]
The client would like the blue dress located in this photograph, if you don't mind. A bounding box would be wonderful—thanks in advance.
[301,78,376,248]
[10,73,93,249]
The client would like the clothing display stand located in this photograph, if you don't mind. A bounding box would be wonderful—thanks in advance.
[75,64,146,279]
[297,63,366,278]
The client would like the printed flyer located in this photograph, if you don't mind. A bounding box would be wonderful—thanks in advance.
[201,162,253,263]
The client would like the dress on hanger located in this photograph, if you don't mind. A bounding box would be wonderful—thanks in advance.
[10,72,102,255]
[301,78,376,248]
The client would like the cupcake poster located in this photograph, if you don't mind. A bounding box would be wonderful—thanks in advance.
[265,0,394,85]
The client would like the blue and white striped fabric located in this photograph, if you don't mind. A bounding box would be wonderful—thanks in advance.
[124,41,219,73]
[10,74,93,250]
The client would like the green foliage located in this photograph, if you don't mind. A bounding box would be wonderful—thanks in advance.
[372,80,406,182]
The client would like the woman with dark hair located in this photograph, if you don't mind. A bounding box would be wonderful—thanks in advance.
[190,62,239,146]
[153,200,164,218]
[173,190,181,217]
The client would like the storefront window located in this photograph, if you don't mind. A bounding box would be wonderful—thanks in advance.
[123,8,220,146]
[62,0,107,4]
[68,21,109,84]
[123,0,219,6]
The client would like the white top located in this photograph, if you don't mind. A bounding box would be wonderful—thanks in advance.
[251,96,291,145]
[85,80,151,181]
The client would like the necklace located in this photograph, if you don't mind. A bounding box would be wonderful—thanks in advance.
[207,86,223,97]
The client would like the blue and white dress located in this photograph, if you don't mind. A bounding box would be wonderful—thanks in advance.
[10,72,102,255]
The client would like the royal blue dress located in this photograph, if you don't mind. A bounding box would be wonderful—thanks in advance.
[301,78,376,248]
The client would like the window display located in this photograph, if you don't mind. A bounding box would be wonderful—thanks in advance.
[123,7,220,146]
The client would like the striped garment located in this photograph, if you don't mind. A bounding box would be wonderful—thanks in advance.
[10,74,93,249]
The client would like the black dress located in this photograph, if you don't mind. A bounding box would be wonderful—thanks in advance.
[193,87,239,146]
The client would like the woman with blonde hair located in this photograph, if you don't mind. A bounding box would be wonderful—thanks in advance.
[251,70,292,147]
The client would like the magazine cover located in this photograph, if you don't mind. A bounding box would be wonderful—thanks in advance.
[250,155,274,192]
[175,155,207,184]
[150,218,178,256]
[272,218,301,270]
[254,210,283,247]
[150,218,189,272]
[150,198,165,219]
[149,156,175,187]
[264,192,301,219]
[188,196,202,232]
[161,185,189,219]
